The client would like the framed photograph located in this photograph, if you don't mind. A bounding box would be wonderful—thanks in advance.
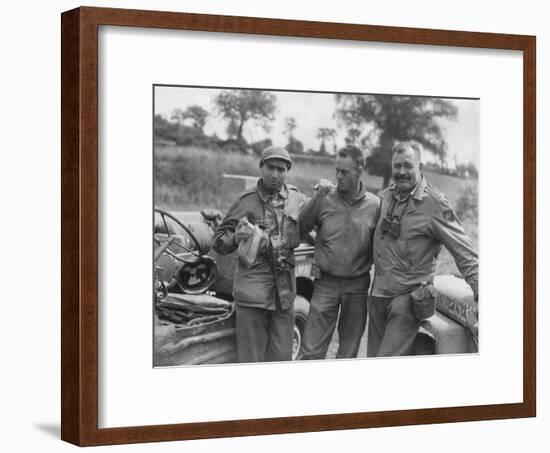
[61,6,536,446]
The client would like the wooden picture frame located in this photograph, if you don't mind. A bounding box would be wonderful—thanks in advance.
[61,6,536,446]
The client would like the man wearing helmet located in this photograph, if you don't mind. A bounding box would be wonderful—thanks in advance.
[213,146,307,363]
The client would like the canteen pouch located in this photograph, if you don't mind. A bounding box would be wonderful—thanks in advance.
[411,283,437,321]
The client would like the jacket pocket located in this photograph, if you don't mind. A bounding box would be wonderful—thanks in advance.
[395,237,413,269]
[283,211,301,248]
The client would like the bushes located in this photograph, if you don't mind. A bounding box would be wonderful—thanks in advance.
[154,145,389,211]
[455,184,478,221]
[154,115,220,149]
[286,137,304,155]
[154,146,260,210]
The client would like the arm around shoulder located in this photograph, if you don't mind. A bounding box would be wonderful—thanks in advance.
[298,193,323,235]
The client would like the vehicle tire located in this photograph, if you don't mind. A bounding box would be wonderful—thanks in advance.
[292,295,310,360]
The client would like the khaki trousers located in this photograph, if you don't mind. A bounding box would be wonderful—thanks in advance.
[235,304,294,363]
[300,273,369,360]
[367,293,421,357]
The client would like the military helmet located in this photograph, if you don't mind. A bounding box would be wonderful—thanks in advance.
[259,146,292,170]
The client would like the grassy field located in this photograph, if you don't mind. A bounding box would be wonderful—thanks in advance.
[154,144,474,211]
[154,145,386,211]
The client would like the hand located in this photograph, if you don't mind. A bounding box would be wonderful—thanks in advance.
[235,218,253,244]
[235,230,252,244]
[314,179,335,197]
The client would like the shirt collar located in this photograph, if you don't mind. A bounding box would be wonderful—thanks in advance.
[338,181,366,204]
[257,179,288,202]
[412,175,427,201]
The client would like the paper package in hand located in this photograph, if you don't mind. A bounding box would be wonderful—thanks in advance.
[237,218,265,268]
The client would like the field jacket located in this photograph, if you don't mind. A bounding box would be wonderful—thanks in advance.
[213,180,307,310]
[371,176,478,298]
[299,182,380,279]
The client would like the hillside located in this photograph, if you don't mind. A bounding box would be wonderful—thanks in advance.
[154,145,475,211]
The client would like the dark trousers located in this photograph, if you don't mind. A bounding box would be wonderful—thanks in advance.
[235,304,294,363]
[300,273,369,360]
[367,293,421,357]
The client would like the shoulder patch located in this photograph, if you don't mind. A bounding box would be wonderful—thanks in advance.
[421,183,459,220]
[442,209,455,223]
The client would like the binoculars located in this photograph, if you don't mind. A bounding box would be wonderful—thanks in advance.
[381,216,401,239]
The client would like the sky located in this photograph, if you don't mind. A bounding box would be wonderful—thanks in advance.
[154,86,479,167]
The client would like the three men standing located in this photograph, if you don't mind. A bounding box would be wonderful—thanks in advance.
[214,140,478,362]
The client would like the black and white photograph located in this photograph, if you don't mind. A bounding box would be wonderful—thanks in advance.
[153,85,479,366]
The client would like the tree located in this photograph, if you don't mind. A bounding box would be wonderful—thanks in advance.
[214,90,277,148]
[155,114,174,136]
[283,117,303,154]
[183,105,208,132]
[335,94,458,187]
[316,127,337,154]
[284,117,297,141]
[286,137,304,155]
[170,108,185,125]
[345,127,362,145]
[226,118,239,139]
[170,105,209,133]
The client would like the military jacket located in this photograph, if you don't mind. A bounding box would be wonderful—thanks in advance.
[371,176,478,298]
[213,180,307,310]
[299,182,380,278]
